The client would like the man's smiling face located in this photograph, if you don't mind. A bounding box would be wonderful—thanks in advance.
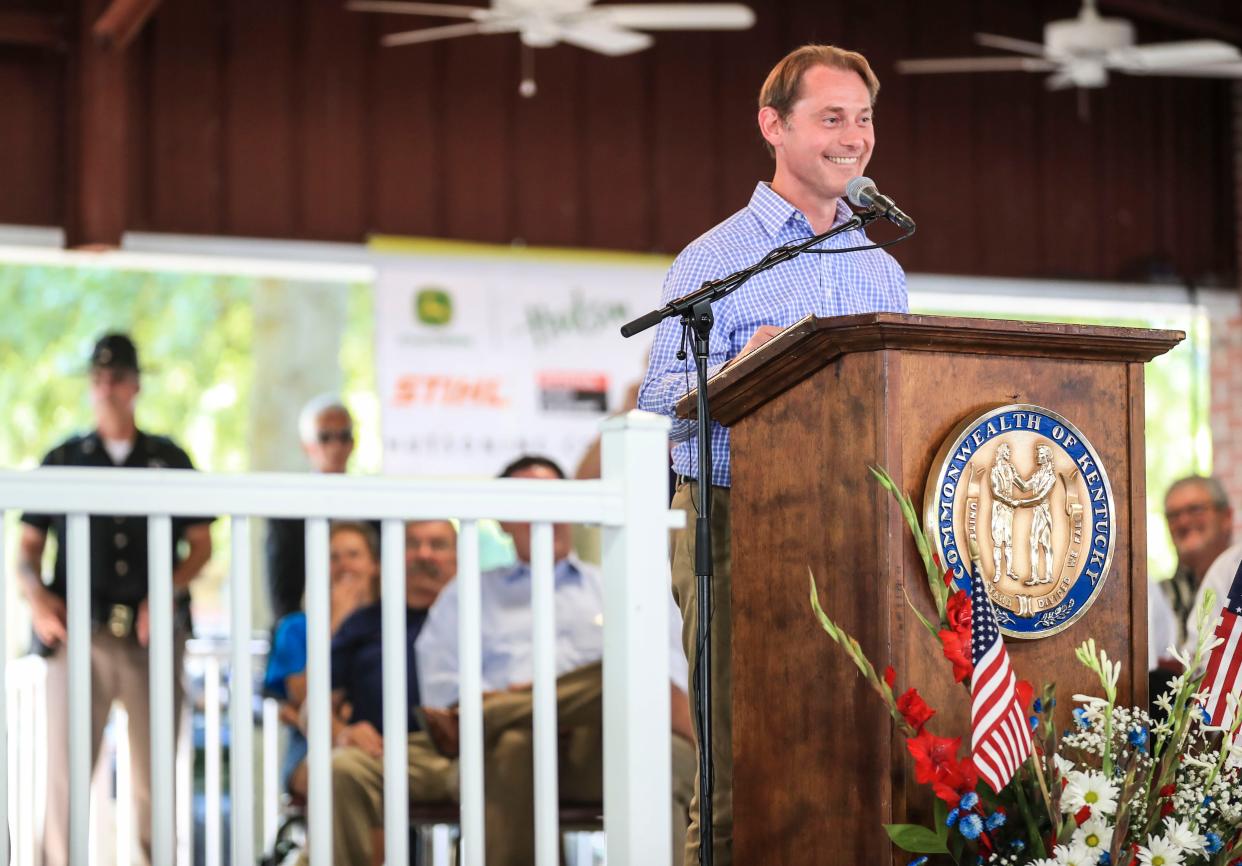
[766,64,874,205]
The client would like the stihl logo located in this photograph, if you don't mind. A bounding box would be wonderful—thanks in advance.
[393,375,509,408]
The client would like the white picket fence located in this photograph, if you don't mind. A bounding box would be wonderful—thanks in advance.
[0,411,681,866]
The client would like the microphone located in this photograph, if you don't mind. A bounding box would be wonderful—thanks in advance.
[846,176,915,231]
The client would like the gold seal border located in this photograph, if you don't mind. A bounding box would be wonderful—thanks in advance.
[921,403,1117,640]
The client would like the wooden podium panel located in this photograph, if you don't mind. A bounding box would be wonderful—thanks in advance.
[677,313,1182,864]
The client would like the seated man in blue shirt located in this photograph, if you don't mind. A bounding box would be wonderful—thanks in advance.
[416,455,695,866]
[316,519,460,866]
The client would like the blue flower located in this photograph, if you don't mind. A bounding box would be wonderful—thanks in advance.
[1009,839,1025,852]
[1206,832,1223,854]
[1201,707,1212,724]
[1127,726,1148,753]
[1029,715,1040,729]
[958,813,983,840]
[1073,708,1090,728]
[1097,853,1111,865]
[1204,795,1215,807]
[959,791,980,810]
[984,811,1006,830]
[908,858,929,866]
[945,808,960,828]
[1033,697,1043,713]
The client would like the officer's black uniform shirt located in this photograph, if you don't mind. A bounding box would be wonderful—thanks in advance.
[19,429,214,638]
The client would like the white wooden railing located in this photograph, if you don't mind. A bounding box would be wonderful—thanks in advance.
[0,410,682,866]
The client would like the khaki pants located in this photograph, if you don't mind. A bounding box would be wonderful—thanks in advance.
[325,662,694,866]
[43,629,186,866]
[670,482,733,866]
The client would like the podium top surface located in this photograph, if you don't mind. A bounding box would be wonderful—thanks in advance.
[674,312,1184,426]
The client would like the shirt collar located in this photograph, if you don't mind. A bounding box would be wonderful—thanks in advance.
[747,181,858,239]
[503,555,584,585]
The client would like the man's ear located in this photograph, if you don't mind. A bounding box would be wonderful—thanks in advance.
[758,105,784,150]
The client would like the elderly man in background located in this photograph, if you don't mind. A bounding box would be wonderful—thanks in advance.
[317,519,460,866]
[265,393,365,621]
[1150,475,1234,673]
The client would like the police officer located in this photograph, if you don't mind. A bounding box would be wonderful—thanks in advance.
[17,332,213,866]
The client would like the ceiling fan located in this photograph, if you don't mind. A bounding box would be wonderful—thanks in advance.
[349,0,754,54]
[896,0,1242,91]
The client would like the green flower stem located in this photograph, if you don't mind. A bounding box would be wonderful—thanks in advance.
[1011,769,1047,860]
[809,571,916,738]
[870,466,948,623]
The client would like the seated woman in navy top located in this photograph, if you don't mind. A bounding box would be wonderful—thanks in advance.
[262,520,379,797]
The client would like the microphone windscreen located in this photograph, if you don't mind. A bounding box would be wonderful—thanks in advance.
[846,176,877,208]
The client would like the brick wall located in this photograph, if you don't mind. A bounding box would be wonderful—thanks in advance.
[1211,301,1242,533]
[1215,81,1242,534]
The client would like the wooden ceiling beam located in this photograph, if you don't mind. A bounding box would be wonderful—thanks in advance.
[0,11,66,50]
[92,0,162,50]
[1097,0,1242,44]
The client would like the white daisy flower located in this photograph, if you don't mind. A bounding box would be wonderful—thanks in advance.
[1062,770,1119,816]
[1060,842,1099,866]
[1072,815,1113,857]
[1137,835,1185,866]
[1161,817,1206,854]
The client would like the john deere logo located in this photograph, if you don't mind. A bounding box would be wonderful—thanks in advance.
[415,288,453,326]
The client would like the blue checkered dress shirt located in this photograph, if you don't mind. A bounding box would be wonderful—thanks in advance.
[637,181,909,487]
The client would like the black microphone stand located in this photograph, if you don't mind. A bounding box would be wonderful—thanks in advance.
[620,208,883,866]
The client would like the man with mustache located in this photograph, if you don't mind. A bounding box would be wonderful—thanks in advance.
[315,519,459,866]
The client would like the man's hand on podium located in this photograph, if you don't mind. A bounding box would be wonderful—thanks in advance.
[726,325,784,369]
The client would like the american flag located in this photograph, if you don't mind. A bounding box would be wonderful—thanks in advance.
[970,560,1032,792]
[1200,558,1242,727]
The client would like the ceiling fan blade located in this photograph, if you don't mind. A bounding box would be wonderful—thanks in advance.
[556,21,654,55]
[896,56,1058,74]
[382,20,507,46]
[347,1,485,18]
[592,4,755,30]
[1106,39,1240,71]
[974,32,1049,58]
[1122,61,1242,78]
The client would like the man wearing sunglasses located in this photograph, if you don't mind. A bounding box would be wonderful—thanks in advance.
[265,394,366,621]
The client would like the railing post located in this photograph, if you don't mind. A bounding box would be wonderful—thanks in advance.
[530,521,559,866]
[230,516,255,866]
[600,410,676,866]
[305,518,333,866]
[148,513,176,865]
[380,518,409,866]
[0,508,8,866]
[66,512,92,866]
[456,519,485,866]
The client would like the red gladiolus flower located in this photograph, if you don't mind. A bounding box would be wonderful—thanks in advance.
[896,688,936,732]
[884,666,896,689]
[907,731,977,805]
[1015,680,1034,712]
[946,590,971,633]
[1159,784,1176,798]
[939,628,973,682]
[1161,800,1175,817]
[1074,806,1091,826]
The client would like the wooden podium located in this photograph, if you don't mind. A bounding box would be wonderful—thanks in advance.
[677,313,1182,864]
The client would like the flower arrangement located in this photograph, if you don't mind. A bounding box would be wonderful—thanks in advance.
[809,468,1242,866]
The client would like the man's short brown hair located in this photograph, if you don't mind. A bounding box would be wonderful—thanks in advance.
[758,44,880,156]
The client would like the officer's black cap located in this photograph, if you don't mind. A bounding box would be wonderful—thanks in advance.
[89,333,140,374]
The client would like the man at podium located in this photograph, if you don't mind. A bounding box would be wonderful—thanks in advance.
[638,43,909,865]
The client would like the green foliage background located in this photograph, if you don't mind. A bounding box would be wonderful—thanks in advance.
[0,263,1215,635]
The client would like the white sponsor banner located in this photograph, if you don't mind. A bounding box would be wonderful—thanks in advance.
[373,245,671,477]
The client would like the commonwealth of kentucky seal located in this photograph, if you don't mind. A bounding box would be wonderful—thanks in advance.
[924,405,1116,639]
